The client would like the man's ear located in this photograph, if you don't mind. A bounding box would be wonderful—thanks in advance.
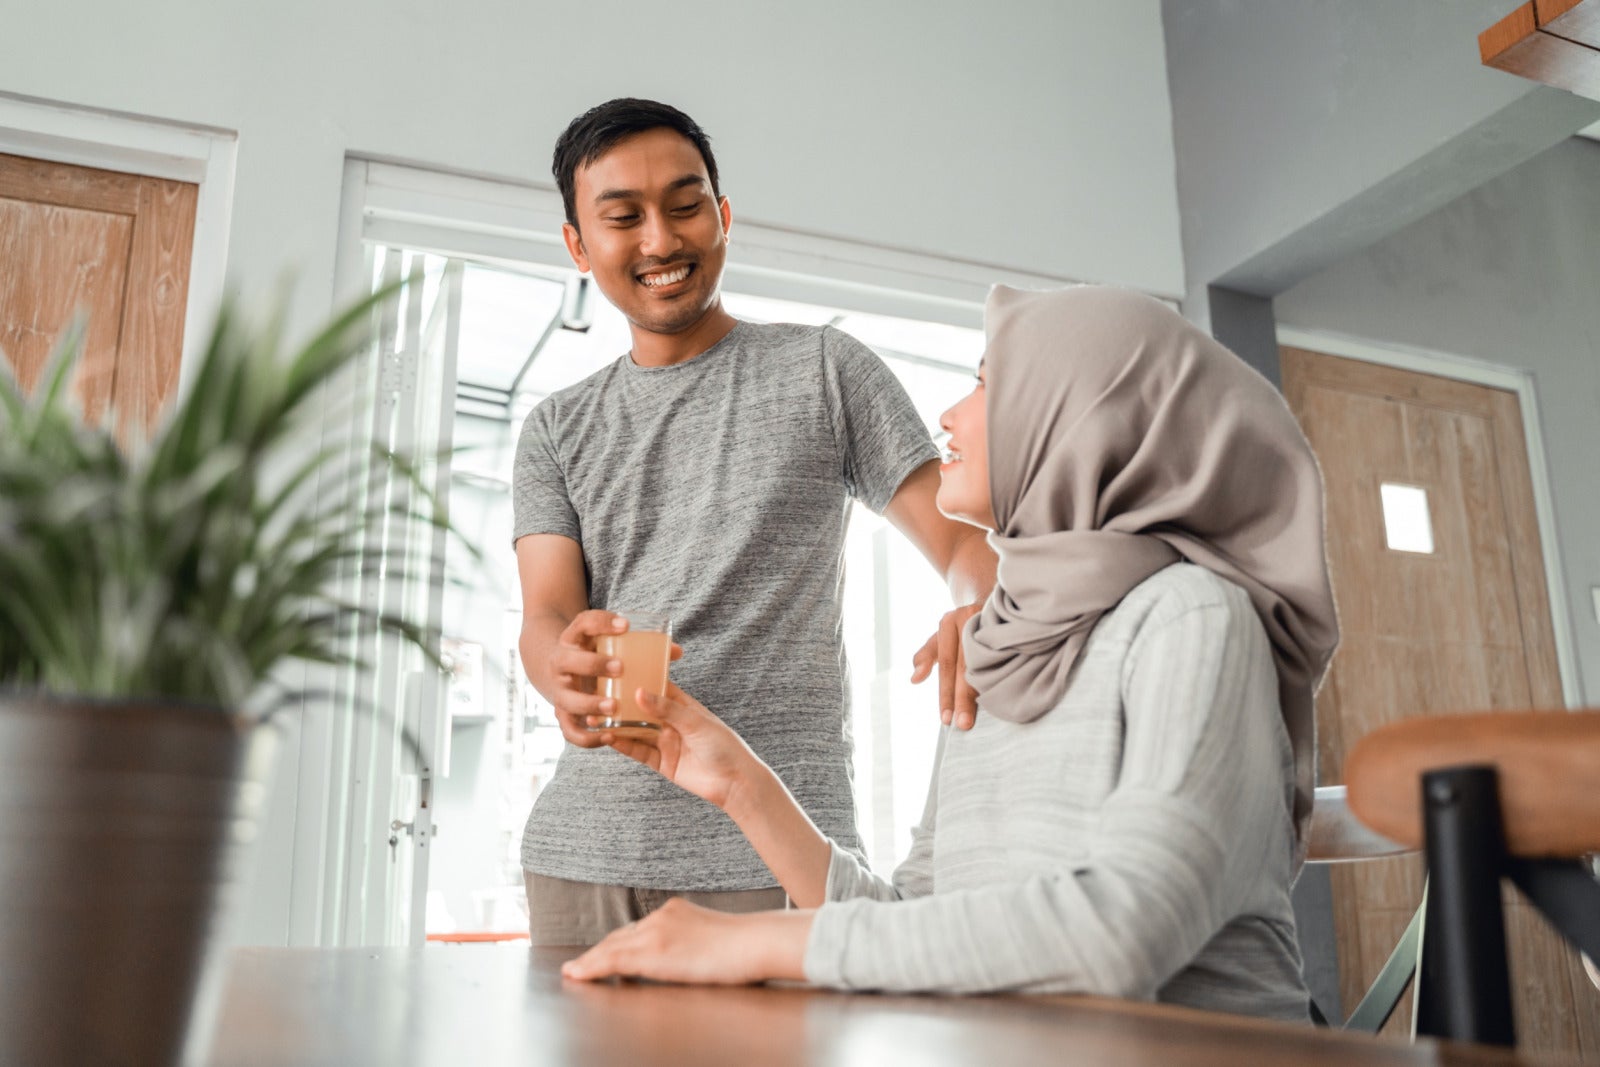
[562,222,590,273]
[718,196,733,241]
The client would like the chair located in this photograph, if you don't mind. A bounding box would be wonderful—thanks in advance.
[1305,784,1423,1032]
[1345,710,1600,1047]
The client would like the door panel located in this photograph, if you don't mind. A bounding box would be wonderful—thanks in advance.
[0,196,132,408]
[0,151,196,434]
[1282,346,1595,1054]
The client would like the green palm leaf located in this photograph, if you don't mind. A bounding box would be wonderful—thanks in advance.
[0,278,452,715]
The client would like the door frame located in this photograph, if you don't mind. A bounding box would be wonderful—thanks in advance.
[0,91,236,390]
[1276,325,1580,707]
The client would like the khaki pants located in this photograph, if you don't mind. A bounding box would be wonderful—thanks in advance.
[524,871,789,947]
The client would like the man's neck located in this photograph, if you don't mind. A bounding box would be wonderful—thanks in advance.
[628,304,740,368]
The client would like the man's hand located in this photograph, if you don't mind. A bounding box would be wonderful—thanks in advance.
[911,602,983,730]
[560,899,812,985]
[881,463,995,734]
[546,610,682,747]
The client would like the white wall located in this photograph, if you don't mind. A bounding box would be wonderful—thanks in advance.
[2,0,1184,945]
[3,0,1185,336]
[1276,137,1600,705]
[1162,0,1600,319]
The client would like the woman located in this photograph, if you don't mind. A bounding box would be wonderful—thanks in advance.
[561,285,1339,1022]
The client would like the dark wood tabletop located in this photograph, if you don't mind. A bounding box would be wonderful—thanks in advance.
[204,946,1575,1067]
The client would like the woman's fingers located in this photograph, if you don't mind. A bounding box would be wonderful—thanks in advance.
[601,734,663,771]
[640,685,701,726]
[562,908,674,982]
[561,929,635,981]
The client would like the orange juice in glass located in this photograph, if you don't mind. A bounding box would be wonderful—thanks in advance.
[591,612,672,739]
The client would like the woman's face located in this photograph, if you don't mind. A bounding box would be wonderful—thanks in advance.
[936,363,998,529]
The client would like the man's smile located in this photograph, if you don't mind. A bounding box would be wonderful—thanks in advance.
[638,263,695,291]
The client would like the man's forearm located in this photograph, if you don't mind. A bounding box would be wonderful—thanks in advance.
[945,526,997,606]
[519,609,575,705]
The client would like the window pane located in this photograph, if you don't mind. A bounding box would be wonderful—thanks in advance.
[405,247,986,932]
[1380,483,1434,554]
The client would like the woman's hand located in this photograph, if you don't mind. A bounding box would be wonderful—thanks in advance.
[597,684,761,813]
[560,899,813,985]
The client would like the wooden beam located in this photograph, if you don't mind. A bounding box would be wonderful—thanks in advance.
[1480,0,1600,99]
[1538,0,1600,49]
[1480,2,1538,64]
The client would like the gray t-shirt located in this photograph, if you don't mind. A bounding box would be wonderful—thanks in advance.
[512,320,937,891]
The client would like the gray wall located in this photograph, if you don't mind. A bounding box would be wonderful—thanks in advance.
[1277,137,1600,706]
[1163,0,1600,323]
[2,0,1187,946]
[1,0,1187,340]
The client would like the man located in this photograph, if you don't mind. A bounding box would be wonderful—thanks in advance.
[514,98,995,945]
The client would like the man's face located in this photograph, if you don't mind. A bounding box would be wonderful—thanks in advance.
[563,127,732,337]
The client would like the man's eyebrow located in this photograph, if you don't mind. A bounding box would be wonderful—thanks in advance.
[593,174,709,205]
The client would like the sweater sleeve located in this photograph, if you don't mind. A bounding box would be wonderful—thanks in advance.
[823,731,945,903]
[803,600,1289,997]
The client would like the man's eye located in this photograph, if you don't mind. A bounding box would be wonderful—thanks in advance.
[606,213,639,224]
[671,202,702,215]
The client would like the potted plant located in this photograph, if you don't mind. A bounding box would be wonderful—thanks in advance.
[0,282,440,1066]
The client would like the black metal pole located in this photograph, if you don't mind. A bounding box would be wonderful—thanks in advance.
[1415,764,1515,1046]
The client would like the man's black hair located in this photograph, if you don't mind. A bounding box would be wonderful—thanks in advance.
[552,98,721,229]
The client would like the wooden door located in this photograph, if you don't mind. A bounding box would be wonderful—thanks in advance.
[0,151,197,434]
[1282,347,1599,1054]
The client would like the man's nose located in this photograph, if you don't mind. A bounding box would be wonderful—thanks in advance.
[638,211,683,259]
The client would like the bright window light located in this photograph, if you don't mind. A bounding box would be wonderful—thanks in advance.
[1380,483,1434,554]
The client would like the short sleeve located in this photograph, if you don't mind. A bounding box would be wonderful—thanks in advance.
[511,400,581,546]
[822,327,939,514]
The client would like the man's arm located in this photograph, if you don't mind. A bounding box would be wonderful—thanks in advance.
[882,459,998,728]
[516,533,628,748]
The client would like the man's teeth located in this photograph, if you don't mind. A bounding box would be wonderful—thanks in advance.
[641,266,691,287]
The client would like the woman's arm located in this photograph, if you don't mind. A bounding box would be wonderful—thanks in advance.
[806,598,1289,996]
[569,592,1291,993]
[564,691,950,987]
[569,591,1280,991]
[601,685,834,906]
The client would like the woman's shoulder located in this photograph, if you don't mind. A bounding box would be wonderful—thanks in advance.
[1092,565,1265,665]
[1120,563,1253,623]
[1060,565,1267,704]
[1094,566,1276,717]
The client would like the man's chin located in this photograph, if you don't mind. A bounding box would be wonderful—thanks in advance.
[632,300,717,337]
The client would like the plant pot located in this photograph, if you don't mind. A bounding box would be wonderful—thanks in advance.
[0,694,279,1067]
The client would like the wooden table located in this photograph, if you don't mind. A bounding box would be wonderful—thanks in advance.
[204,946,1572,1067]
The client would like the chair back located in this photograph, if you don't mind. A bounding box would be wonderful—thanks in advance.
[1346,711,1600,857]
[1345,710,1600,1048]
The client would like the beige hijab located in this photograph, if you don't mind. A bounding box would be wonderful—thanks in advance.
[963,285,1339,859]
